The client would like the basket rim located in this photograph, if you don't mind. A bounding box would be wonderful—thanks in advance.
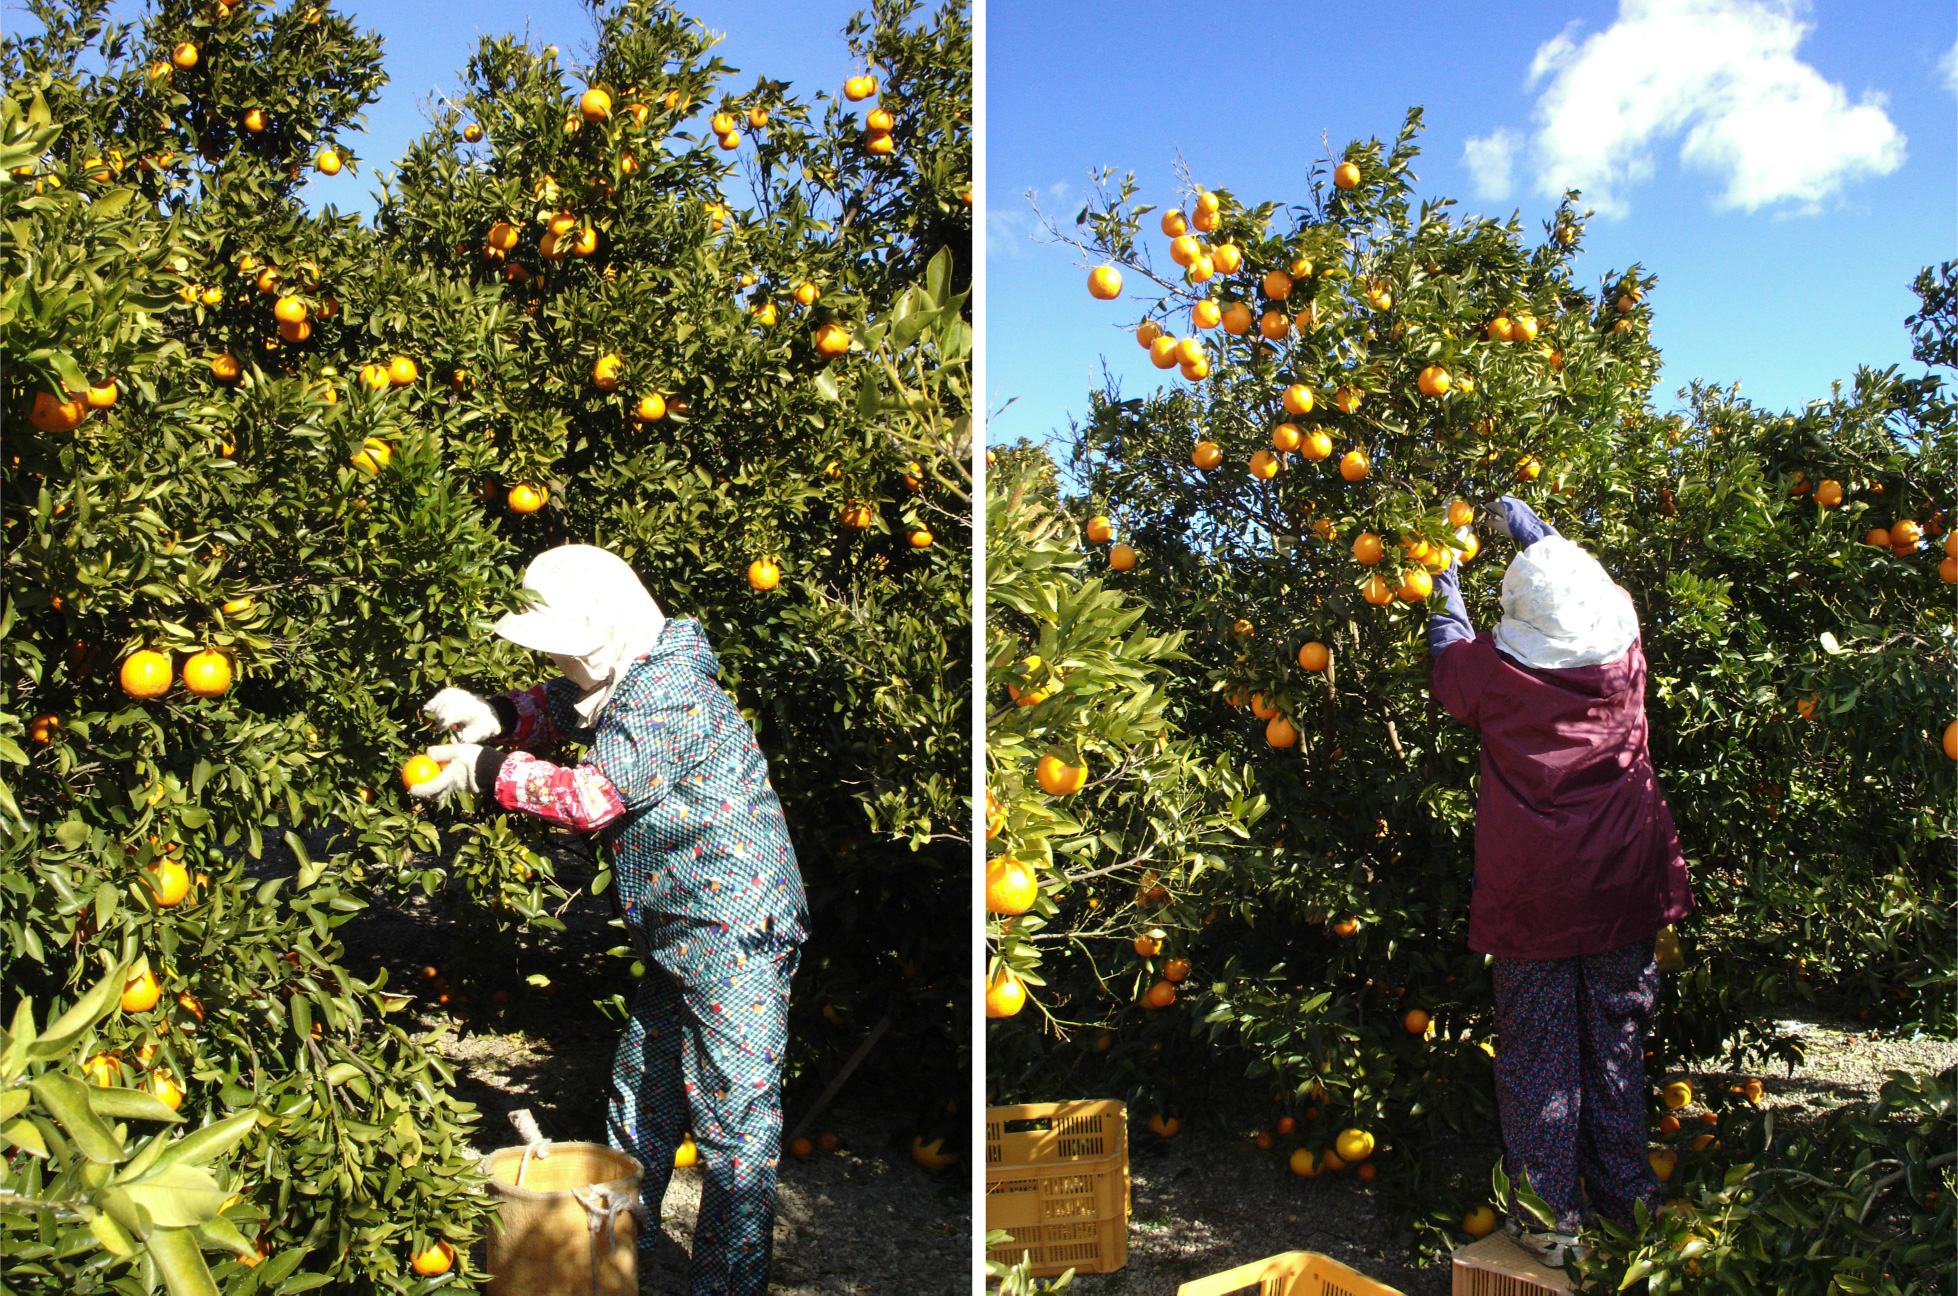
[482,1141,644,1202]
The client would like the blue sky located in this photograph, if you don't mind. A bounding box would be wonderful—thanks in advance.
[6,0,872,220]
[986,0,1956,447]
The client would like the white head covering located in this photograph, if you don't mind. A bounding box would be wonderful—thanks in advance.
[1491,535,1639,670]
[494,545,666,726]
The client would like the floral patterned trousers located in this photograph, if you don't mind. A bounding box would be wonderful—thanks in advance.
[608,946,799,1296]
[1492,936,1661,1232]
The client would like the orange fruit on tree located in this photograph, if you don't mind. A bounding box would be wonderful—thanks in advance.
[1259,310,1290,341]
[1133,934,1159,957]
[1362,574,1393,606]
[1180,354,1210,381]
[1297,641,1329,672]
[1271,423,1302,453]
[986,856,1038,915]
[1865,527,1891,548]
[1087,265,1123,299]
[1149,335,1180,369]
[747,559,781,592]
[1416,365,1451,396]
[635,393,667,422]
[1255,1131,1273,1150]
[1174,337,1205,367]
[1250,693,1279,720]
[1662,1080,1694,1109]
[1659,1114,1681,1134]
[1147,1113,1180,1138]
[1191,440,1222,470]
[579,87,612,121]
[814,322,852,357]
[1301,429,1333,461]
[119,650,173,700]
[409,1241,455,1277]
[1265,715,1298,748]
[1160,209,1186,236]
[1397,568,1433,602]
[794,281,820,306]
[401,754,444,791]
[1109,543,1136,571]
[1289,1147,1319,1177]
[1036,753,1087,795]
[1943,720,1956,760]
[1276,1115,1297,1135]
[1333,386,1363,414]
[908,528,933,549]
[1890,518,1921,547]
[278,318,311,343]
[1447,500,1475,528]
[592,353,623,389]
[487,221,519,251]
[985,966,1026,1018]
[1262,270,1292,300]
[148,860,191,906]
[1462,1206,1496,1237]
[1164,958,1191,982]
[1192,299,1221,329]
[1168,235,1199,267]
[1339,450,1369,482]
[1403,1009,1430,1035]
[1221,303,1253,335]
[1333,160,1360,189]
[386,355,417,386]
[1351,532,1384,565]
[1212,243,1242,274]
[182,649,233,698]
[464,123,484,142]
[1144,980,1176,1009]
[83,1052,122,1086]
[1510,313,1539,342]
[1940,556,1957,583]
[315,148,342,174]
[149,1069,185,1111]
[28,391,88,432]
[1282,384,1315,415]
[84,378,117,409]
[120,968,162,1013]
[1335,1128,1374,1162]
[211,353,242,383]
[508,484,547,514]
[1249,450,1279,480]
[28,714,58,744]
[1086,515,1114,543]
[1515,455,1542,481]
[1136,320,1163,347]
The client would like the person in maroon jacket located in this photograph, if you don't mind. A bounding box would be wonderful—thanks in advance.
[1429,496,1693,1266]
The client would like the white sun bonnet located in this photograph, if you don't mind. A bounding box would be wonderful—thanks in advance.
[493,545,666,725]
[1491,535,1639,670]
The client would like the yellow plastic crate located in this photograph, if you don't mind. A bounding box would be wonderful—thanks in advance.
[1175,1250,1407,1296]
[985,1101,1129,1277]
[1450,1235,1573,1295]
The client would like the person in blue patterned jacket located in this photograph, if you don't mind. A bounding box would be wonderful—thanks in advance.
[409,544,808,1296]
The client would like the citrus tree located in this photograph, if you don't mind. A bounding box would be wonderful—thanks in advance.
[5,0,969,1289]
[988,108,1954,1277]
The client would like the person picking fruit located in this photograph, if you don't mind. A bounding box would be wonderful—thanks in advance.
[1426,497,1692,1267]
[409,544,807,1295]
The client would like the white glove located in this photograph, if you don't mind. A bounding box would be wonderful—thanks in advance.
[406,744,487,806]
[424,688,501,742]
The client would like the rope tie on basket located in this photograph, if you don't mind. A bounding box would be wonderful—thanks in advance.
[573,1182,644,1292]
[508,1108,553,1188]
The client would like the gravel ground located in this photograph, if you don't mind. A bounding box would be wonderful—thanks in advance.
[1050,1010,1957,1296]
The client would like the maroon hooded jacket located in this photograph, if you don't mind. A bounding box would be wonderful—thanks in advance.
[1431,630,1694,960]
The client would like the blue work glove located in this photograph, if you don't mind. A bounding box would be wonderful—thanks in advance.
[1486,495,1557,546]
[1427,557,1474,657]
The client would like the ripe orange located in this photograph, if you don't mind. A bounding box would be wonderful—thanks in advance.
[908,529,933,549]
[635,393,667,423]
[1175,337,1205,367]
[1250,693,1279,720]
[592,353,623,389]
[1351,532,1384,565]
[148,860,191,906]
[1108,543,1136,571]
[1289,1146,1319,1177]
[1149,336,1180,369]
[1486,316,1513,341]
[1136,320,1163,348]
[1036,753,1087,795]
[747,559,781,591]
[1221,303,1253,335]
[1282,384,1315,415]
[1397,568,1433,602]
[487,221,519,251]
[256,267,281,295]
[82,377,117,410]
[1168,235,1199,267]
[1133,934,1159,957]
[351,437,392,472]
[814,322,852,357]
[1462,1206,1496,1237]
[1333,386,1363,415]
[1510,313,1539,342]
[464,123,484,142]
[1659,1114,1681,1134]
[150,1069,185,1111]
[1258,310,1290,341]
[579,87,612,121]
[172,41,198,67]
[1891,518,1921,547]
[1662,1080,1694,1109]
[1403,1009,1430,1035]
[985,967,1026,1017]
[1865,527,1891,548]
[1276,1115,1297,1135]
[1262,270,1292,301]
[1271,423,1302,453]
[1146,1113,1180,1138]
[1335,1128,1374,1162]
[1180,355,1210,381]
[28,713,58,744]
[1447,500,1474,528]
[1192,300,1221,329]
[1301,429,1333,461]
[1160,209,1186,237]
[1164,958,1191,983]
[1255,1131,1273,1150]
[121,968,162,1013]
[1943,720,1956,760]
[507,483,547,514]
[1416,366,1451,397]
[182,649,233,698]
[401,754,444,791]
[1941,556,1957,583]
[211,353,242,384]
[1087,265,1122,299]
[120,650,174,699]
[83,1052,122,1086]
[1212,244,1242,274]
[315,148,342,175]
[794,281,820,306]
[1333,160,1360,189]
[986,857,1038,915]
[1362,574,1393,606]
[1297,641,1329,672]
[1249,450,1279,480]
[278,318,311,343]
[1515,455,1542,481]
[409,1241,455,1277]
[1144,980,1176,1009]
[1265,716,1298,748]
[28,391,88,433]
[1192,440,1222,470]
[1086,515,1114,543]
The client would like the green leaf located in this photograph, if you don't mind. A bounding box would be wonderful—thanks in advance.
[148,1110,257,1171]
[30,962,131,1060]
[90,1208,141,1257]
[1,1115,48,1157]
[88,1086,186,1124]
[123,1164,227,1226]
[147,1225,222,1296]
[28,1072,126,1162]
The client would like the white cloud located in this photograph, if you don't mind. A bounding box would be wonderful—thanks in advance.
[1940,40,1957,93]
[1462,128,1523,200]
[986,206,1034,259]
[1504,0,1906,216]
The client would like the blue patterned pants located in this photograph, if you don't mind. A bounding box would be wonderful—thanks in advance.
[608,946,798,1296]
[1492,936,1660,1232]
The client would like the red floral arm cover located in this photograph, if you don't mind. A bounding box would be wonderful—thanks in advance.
[492,751,627,831]
[498,683,562,750]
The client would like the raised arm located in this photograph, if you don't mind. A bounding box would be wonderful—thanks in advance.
[1428,554,1475,658]
[1487,494,1557,547]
